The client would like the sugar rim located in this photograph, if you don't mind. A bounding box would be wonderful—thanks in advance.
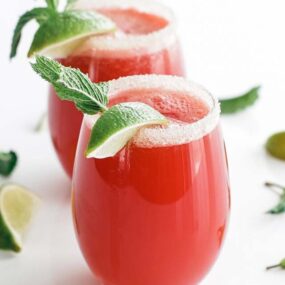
[84,75,221,148]
[71,0,177,56]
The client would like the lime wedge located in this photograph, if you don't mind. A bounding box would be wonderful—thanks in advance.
[86,102,168,159]
[266,132,285,160]
[0,184,40,252]
[28,10,116,58]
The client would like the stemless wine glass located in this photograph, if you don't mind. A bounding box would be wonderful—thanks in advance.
[72,75,230,285]
[49,0,185,177]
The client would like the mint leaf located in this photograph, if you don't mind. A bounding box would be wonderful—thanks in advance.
[10,7,51,59]
[265,182,285,214]
[45,0,59,11]
[27,11,116,58]
[220,86,260,114]
[268,197,285,214]
[75,82,109,114]
[0,151,18,177]
[31,56,108,114]
[31,56,167,159]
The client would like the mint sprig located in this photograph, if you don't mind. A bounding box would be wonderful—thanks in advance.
[31,56,167,158]
[31,56,108,114]
[0,151,18,177]
[10,0,115,59]
[10,0,60,58]
[220,86,260,114]
[264,182,285,214]
[10,8,52,58]
[46,0,59,11]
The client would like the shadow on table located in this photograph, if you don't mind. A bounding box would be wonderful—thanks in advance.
[33,165,71,206]
[54,269,100,285]
[0,251,16,260]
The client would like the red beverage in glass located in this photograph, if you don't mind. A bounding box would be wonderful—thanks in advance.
[49,0,185,177]
[72,75,230,285]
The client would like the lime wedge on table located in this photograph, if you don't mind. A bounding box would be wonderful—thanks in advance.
[266,132,285,160]
[0,185,40,252]
[86,102,168,159]
[28,11,116,58]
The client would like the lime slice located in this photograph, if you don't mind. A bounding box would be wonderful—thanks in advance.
[28,10,116,58]
[86,102,168,159]
[0,184,40,252]
[266,132,285,160]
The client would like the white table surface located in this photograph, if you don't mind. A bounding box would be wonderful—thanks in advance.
[1,0,285,284]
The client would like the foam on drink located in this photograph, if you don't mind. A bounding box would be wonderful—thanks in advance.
[72,0,177,57]
[85,75,220,148]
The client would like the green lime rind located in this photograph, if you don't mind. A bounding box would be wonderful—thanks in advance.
[28,10,116,57]
[266,132,285,161]
[0,212,21,252]
[220,86,260,114]
[86,102,168,159]
[10,7,52,59]
[0,185,40,253]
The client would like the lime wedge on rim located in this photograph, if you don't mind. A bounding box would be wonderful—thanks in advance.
[86,102,168,159]
[0,184,40,252]
[28,10,116,58]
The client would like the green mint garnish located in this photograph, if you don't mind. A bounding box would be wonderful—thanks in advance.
[266,132,285,161]
[31,56,108,114]
[220,86,260,114]
[264,182,285,214]
[0,151,18,177]
[46,0,59,11]
[266,258,285,270]
[31,56,167,158]
[10,0,116,59]
[86,102,168,158]
[10,8,52,58]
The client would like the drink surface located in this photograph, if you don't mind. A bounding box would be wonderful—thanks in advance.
[97,8,168,35]
[48,5,185,177]
[72,84,230,285]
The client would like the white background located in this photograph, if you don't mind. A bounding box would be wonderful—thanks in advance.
[1,0,285,284]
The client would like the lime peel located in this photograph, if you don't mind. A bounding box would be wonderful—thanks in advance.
[0,184,40,252]
[28,11,116,58]
[86,102,168,159]
[266,132,285,161]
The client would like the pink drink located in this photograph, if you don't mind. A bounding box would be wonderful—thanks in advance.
[72,75,230,285]
[49,0,185,177]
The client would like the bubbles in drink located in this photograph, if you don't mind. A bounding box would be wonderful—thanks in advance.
[109,88,209,123]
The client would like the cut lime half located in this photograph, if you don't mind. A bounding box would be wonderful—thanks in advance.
[86,102,168,159]
[0,184,40,252]
[266,132,285,160]
[28,11,116,58]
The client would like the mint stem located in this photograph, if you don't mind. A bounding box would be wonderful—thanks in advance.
[266,264,281,270]
[34,112,47,132]
[265,182,285,195]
